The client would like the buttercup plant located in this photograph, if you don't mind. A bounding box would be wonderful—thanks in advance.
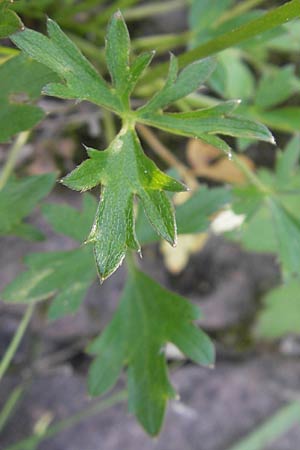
[2,3,299,439]
[11,11,273,281]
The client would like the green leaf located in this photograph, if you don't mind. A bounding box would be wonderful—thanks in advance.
[88,268,214,435]
[210,50,255,100]
[188,0,233,37]
[2,246,96,320]
[275,135,300,188]
[137,186,231,244]
[139,55,216,114]
[124,50,155,97]
[256,280,300,339]
[255,107,300,133]
[9,222,45,241]
[0,173,56,236]
[2,194,98,319]
[139,103,274,145]
[11,19,121,112]
[228,203,278,254]
[62,128,185,281]
[267,20,300,53]
[106,11,130,95]
[42,193,97,242]
[255,66,299,110]
[0,8,23,38]
[0,54,57,142]
[268,198,300,275]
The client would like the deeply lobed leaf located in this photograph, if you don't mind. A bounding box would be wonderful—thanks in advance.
[11,19,122,112]
[88,268,214,435]
[63,128,185,280]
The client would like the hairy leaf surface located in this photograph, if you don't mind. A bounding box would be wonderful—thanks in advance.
[11,19,121,112]
[62,128,185,280]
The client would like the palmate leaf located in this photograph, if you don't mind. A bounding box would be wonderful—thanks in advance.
[62,128,185,281]
[10,12,276,279]
[228,136,300,276]
[2,194,98,319]
[0,173,56,238]
[88,267,214,435]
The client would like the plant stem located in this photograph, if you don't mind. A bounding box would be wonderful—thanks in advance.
[102,110,116,145]
[144,0,300,81]
[226,401,300,450]
[4,390,128,450]
[126,250,139,276]
[136,124,199,190]
[0,304,35,382]
[0,385,24,433]
[214,0,267,27]
[231,152,271,193]
[0,131,30,191]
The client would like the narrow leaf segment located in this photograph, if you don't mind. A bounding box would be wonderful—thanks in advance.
[88,267,214,435]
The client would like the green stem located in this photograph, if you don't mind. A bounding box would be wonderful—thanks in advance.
[231,152,271,193]
[0,131,30,191]
[226,401,300,450]
[4,390,127,450]
[102,110,116,145]
[126,251,139,276]
[0,304,34,382]
[0,386,24,433]
[214,0,267,27]
[144,0,300,81]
